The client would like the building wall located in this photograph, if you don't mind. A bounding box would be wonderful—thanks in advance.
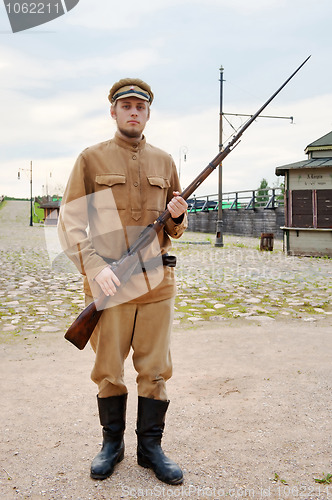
[187,207,285,239]
[311,150,332,158]
[284,166,332,256]
[285,229,332,257]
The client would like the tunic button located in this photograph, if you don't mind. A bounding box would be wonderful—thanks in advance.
[134,182,138,187]
[132,155,137,160]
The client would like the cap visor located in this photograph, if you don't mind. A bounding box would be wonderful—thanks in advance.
[115,92,150,102]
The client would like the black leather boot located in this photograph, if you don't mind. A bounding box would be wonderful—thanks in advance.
[136,396,183,485]
[90,394,127,480]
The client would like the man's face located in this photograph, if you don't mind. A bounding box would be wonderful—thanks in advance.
[111,97,150,140]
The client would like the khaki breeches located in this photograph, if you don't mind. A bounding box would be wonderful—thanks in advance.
[88,296,174,401]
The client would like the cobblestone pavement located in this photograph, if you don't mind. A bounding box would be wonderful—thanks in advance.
[0,200,84,342]
[172,232,332,326]
[0,200,331,341]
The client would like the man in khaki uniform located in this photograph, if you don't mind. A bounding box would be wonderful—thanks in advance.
[58,78,187,485]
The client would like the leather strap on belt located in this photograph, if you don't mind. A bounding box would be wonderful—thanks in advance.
[104,253,176,274]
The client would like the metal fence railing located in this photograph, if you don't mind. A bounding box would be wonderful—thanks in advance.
[187,188,284,213]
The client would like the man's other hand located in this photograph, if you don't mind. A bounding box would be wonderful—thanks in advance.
[95,266,121,296]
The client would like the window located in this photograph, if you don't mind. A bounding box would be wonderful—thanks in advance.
[290,189,332,228]
[317,189,332,228]
[291,190,313,227]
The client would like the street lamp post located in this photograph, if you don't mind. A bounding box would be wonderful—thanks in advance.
[18,160,33,227]
[178,146,188,185]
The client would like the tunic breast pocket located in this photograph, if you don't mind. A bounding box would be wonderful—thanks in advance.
[146,175,170,211]
[95,174,127,210]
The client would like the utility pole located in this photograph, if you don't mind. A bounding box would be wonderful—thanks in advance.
[214,66,293,247]
[215,65,224,247]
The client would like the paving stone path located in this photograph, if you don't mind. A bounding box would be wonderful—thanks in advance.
[0,200,331,341]
[0,201,84,341]
[172,232,332,325]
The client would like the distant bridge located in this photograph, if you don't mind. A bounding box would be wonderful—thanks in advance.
[187,187,284,212]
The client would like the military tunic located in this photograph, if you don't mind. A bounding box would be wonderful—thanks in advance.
[59,132,187,399]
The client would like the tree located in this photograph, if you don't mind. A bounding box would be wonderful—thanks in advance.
[257,178,269,207]
[272,177,285,194]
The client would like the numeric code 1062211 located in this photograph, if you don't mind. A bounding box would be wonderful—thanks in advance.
[277,484,331,498]
[5,3,61,14]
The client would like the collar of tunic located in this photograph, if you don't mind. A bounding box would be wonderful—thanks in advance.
[113,132,146,152]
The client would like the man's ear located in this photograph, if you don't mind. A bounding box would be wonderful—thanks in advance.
[110,105,117,120]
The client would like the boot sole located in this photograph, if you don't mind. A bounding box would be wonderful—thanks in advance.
[90,449,124,480]
[137,454,183,485]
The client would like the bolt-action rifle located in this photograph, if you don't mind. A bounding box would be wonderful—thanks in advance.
[64,56,310,350]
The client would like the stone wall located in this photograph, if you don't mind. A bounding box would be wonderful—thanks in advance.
[187,207,285,239]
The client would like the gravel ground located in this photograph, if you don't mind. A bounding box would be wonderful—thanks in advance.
[1,200,332,500]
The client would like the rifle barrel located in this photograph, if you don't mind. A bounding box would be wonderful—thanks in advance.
[157,55,311,227]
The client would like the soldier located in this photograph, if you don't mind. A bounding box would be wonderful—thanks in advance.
[58,78,187,485]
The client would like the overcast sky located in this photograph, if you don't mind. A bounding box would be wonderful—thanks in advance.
[1,0,332,199]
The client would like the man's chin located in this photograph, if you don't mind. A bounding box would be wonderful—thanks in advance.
[118,127,142,139]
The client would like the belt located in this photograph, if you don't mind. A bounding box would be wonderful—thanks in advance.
[104,253,176,274]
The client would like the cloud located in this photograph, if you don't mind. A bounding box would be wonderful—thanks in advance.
[1,0,331,202]
[147,93,332,197]
[0,45,164,92]
[2,82,332,200]
[65,0,171,30]
[65,0,332,31]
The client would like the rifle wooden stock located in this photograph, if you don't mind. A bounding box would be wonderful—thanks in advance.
[64,56,310,349]
[64,295,107,350]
